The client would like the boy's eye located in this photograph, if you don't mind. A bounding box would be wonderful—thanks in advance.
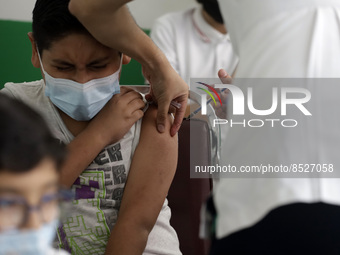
[90,64,107,70]
[55,66,73,71]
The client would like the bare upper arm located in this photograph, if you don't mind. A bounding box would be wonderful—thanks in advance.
[116,105,178,229]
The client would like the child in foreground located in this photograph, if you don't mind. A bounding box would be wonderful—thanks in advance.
[0,94,69,255]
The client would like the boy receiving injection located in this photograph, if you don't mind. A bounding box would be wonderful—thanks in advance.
[1,0,181,254]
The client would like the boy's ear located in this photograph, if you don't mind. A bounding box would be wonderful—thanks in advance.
[122,54,131,65]
[27,32,41,69]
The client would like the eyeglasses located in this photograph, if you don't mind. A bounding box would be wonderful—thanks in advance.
[0,190,73,231]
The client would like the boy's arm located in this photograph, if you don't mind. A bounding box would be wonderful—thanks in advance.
[60,128,106,188]
[61,87,145,188]
[104,105,178,254]
[68,0,188,136]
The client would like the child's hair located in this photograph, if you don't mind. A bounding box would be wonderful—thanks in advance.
[0,94,66,173]
[32,0,89,56]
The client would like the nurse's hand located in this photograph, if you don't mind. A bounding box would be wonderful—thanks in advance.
[213,69,232,119]
[218,69,232,83]
[143,61,188,136]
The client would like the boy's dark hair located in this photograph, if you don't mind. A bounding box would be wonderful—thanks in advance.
[0,94,66,173]
[197,0,224,24]
[32,0,89,55]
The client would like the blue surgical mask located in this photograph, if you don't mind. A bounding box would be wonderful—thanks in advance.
[38,50,122,121]
[0,220,58,255]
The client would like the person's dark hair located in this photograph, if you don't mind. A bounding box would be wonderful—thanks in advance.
[197,0,224,24]
[0,94,66,173]
[32,0,89,56]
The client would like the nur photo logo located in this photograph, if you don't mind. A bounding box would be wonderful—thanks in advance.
[195,82,312,128]
[196,82,223,108]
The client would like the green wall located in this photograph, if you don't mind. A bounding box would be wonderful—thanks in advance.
[0,20,148,89]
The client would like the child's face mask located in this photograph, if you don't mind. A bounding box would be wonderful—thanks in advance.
[0,219,58,255]
[37,49,122,121]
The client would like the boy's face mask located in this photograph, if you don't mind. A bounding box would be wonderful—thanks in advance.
[37,49,122,121]
[0,219,58,255]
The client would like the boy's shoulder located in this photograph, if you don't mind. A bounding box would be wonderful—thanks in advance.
[1,79,46,106]
[2,80,44,100]
[2,80,44,97]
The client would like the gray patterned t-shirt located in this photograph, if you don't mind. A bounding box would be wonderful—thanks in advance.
[1,80,182,255]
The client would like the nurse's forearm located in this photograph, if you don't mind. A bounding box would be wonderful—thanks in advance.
[69,0,132,18]
[68,2,168,73]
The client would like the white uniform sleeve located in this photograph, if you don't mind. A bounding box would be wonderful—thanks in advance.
[150,16,180,75]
